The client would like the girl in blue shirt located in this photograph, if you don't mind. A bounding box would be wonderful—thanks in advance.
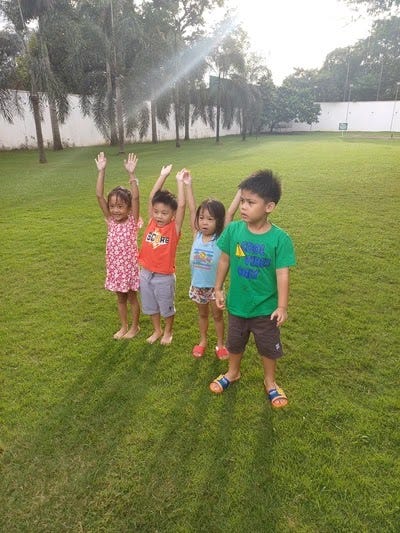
[184,174,240,359]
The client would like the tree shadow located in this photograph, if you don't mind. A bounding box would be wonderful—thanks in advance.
[1,340,280,532]
[187,380,279,531]
[1,339,168,529]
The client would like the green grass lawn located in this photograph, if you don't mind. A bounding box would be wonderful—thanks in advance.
[1,133,399,532]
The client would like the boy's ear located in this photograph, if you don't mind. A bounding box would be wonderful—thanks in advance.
[265,201,276,214]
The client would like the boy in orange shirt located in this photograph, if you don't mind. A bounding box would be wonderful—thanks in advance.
[139,165,186,345]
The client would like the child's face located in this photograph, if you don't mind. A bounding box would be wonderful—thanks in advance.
[239,189,275,225]
[198,208,217,236]
[109,195,130,222]
[152,202,175,227]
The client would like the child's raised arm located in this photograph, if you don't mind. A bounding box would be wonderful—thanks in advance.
[225,188,241,226]
[95,152,109,219]
[183,171,196,234]
[147,164,173,219]
[174,169,187,234]
[124,153,140,222]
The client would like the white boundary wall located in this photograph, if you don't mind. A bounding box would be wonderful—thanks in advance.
[0,91,240,150]
[1,93,399,149]
[288,101,400,133]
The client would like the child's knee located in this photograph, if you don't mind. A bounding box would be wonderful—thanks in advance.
[211,307,223,322]
[116,292,128,303]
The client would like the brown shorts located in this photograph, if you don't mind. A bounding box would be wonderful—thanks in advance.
[226,313,283,360]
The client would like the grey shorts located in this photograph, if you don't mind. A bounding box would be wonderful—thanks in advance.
[226,313,283,360]
[139,268,176,317]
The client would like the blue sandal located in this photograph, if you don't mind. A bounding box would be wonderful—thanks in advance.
[267,386,288,408]
[209,374,239,394]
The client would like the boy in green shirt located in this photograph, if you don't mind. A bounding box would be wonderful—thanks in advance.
[209,169,296,408]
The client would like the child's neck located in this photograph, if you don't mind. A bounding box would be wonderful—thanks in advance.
[247,218,271,234]
[201,232,215,242]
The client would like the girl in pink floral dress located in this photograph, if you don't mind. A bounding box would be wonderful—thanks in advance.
[95,152,142,339]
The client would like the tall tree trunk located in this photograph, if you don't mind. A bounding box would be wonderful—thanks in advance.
[40,28,63,151]
[184,101,190,140]
[115,74,124,153]
[17,4,46,163]
[151,99,158,143]
[241,108,247,141]
[184,82,190,141]
[110,0,124,152]
[173,34,180,148]
[216,72,221,143]
[174,85,180,148]
[49,98,63,150]
[30,92,47,163]
[216,103,221,142]
[106,61,118,145]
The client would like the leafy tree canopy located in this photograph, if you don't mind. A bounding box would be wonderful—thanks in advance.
[343,0,400,14]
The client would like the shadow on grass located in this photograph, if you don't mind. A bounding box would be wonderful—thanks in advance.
[1,340,165,529]
[1,341,280,531]
[187,387,280,532]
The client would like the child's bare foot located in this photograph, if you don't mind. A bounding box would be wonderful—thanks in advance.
[160,332,173,345]
[113,327,128,340]
[123,326,140,339]
[146,331,163,344]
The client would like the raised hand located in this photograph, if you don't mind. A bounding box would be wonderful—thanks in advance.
[124,153,138,175]
[160,164,172,179]
[176,168,187,182]
[182,169,192,185]
[95,152,107,171]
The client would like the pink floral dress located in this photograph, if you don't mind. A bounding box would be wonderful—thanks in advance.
[105,214,142,292]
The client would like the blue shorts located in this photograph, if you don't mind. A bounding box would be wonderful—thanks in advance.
[139,268,176,317]
[226,313,283,360]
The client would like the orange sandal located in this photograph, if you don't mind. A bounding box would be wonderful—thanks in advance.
[192,345,206,358]
[215,346,229,360]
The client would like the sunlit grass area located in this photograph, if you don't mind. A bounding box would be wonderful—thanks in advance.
[1,133,399,531]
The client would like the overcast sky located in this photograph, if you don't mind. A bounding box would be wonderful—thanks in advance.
[1,1,374,87]
[215,0,373,84]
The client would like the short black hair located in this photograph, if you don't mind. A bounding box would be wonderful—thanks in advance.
[195,198,226,237]
[239,169,282,204]
[152,189,178,211]
[107,186,132,207]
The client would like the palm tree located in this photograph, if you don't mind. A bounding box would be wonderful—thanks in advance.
[144,0,225,148]
[230,52,273,140]
[21,0,71,150]
[77,0,145,151]
[1,0,74,157]
[0,30,22,123]
[139,2,175,143]
[209,28,246,143]
[110,0,124,152]
[181,43,210,141]
[77,1,120,146]
[1,0,48,162]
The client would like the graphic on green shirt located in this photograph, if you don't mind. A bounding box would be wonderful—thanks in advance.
[237,240,272,280]
[235,243,246,257]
